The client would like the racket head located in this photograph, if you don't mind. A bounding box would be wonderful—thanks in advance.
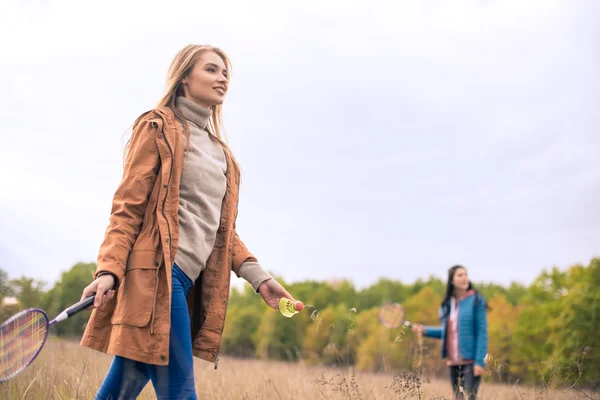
[378,302,406,329]
[0,308,49,382]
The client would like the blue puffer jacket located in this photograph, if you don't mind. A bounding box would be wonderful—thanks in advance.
[423,291,488,367]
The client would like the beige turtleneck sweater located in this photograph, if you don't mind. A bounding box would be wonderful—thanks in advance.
[174,96,271,291]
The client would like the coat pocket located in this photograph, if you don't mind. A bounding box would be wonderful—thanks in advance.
[111,250,162,327]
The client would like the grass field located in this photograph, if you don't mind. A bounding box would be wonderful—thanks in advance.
[1,338,592,399]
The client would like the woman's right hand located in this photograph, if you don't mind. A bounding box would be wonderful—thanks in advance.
[411,324,425,335]
[81,274,116,308]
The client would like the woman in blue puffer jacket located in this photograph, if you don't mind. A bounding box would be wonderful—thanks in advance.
[412,265,489,400]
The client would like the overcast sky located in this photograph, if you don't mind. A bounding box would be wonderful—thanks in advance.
[0,0,598,292]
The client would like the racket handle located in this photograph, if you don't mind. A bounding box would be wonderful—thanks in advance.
[67,295,96,316]
[50,295,96,325]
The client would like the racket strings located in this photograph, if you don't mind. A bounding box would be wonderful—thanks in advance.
[378,304,405,328]
[0,310,48,380]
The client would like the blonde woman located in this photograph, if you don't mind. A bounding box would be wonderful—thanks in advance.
[79,45,296,399]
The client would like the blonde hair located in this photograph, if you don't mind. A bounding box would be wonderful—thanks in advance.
[157,44,240,177]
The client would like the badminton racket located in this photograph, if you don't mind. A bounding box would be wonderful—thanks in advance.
[378,302,412,329]
[0,295,95,382]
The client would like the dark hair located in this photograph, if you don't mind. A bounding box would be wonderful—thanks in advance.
[440,265,489,319]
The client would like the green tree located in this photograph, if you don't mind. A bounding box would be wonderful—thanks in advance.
[409,275,445,299]
[0,267,13,304]
[476,281,528,306]
[222,285,264,357]
[9,276,46,309]
[42,262,96,336]
[510,267,567,382]
[504,281,529,305]
[0,267,18,323]
[548,259,600,384]
[486,294,517,382]
[302,304,355,366]
[356,278,409,311]
[254,307,305,362]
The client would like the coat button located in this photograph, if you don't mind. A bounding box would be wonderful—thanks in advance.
[158,134,163,138]
[160,355,166,361]
[163,184,167,188]
[153,262,159,267]
[166,238,170,243]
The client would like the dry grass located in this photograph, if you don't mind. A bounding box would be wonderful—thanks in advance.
[1,338,593,400]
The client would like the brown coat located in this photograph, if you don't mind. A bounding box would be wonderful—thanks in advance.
[80,106,256,368]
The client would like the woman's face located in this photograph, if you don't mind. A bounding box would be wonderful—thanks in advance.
[181,51,228,108]
[452,267,470,291]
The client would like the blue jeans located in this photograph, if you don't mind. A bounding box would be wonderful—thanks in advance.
[95,264,197,400]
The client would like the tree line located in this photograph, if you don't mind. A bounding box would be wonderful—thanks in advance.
[0,259,598,387]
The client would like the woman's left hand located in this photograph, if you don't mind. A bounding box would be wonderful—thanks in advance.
[474,365,485,376]
[257,278,294,310]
